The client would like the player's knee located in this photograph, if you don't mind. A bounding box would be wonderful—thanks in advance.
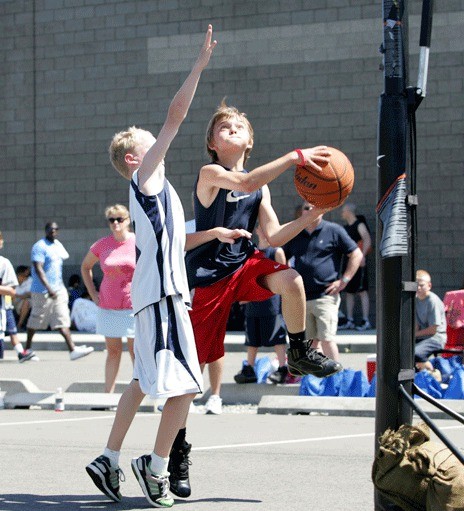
[281,269,304,295]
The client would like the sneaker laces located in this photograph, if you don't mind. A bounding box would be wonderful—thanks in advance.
[146,472,170,498]
[109,466,125,488]
[304,342,331,365]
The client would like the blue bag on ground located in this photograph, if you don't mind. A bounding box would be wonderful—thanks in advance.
[338,369,370,397]
[320,370,343,396]
[443,366,464,399]
[449,355,463,369]
[366,374,376,397]
[299,370,357,397]
[414,370,443,399]
[254,356,273,384]
[299,374,324,396]
[431,357,453,383]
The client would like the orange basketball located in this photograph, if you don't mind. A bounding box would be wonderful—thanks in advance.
[293,147,355,209]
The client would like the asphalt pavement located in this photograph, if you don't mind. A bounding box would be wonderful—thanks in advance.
[1,330,463,511]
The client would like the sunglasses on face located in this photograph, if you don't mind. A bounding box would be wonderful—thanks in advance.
[107,217,127,224]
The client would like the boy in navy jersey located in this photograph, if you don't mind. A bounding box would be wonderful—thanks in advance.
[168,102,344,498]
[186,101,343,384]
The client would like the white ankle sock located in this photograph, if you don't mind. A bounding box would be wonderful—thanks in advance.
[149,452,169,476]
[14,343,24,354]
[103,447,120,467]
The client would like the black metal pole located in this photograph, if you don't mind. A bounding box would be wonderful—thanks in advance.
[375,1,414,509]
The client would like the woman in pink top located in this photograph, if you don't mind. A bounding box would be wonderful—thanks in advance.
[81,204,136,392]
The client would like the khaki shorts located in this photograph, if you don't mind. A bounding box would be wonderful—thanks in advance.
[27,287,71,330]
[306,294,341,342]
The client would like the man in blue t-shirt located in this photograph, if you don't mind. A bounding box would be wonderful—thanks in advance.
[284,202,363,362]
[25,222,94,361]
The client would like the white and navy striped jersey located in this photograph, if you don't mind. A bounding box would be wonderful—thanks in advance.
[129,171,191,315]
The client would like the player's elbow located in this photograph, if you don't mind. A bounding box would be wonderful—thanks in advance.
[240,175,260,193]
[167,102,188,126]
[268,239,281,248]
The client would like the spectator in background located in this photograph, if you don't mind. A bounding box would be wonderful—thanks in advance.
[283,202,363,362]
[185,200,225,414]
[0,231,36,362]
[71,288,98,334]
[234,225,289,384]
[415,269,446,373]
[81,204,136,393]
[13,265,32,331]
[68,273,83,311]
[25,222,94,361]
[339,203,372,331]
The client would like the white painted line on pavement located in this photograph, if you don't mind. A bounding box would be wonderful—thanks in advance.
[0,414,116,427]
[0,415,462,453]
[192,425,464,451]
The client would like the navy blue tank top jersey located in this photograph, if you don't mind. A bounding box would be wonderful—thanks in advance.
[185,167,262,288]
[244,247,281,317]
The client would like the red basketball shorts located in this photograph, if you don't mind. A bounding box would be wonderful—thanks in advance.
[189,250,288,364]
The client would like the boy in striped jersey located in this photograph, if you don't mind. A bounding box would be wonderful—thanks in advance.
[86,25,248,508]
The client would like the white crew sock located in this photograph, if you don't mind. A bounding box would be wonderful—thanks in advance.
[149,452,169,476]
[103,447,120,467]
[14,343,24,354]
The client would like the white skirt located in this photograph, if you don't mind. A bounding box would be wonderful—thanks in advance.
[133,295,203,399]
[96,308,135,338]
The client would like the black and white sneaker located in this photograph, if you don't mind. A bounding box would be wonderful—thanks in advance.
[131,454,174,508]
[287,340,343,378]
[267,366,289,384]
[86,455,125,502]
[18,349,36,363]
[168,441,192,498]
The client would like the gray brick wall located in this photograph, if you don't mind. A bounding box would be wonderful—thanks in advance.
[1,1,463,319]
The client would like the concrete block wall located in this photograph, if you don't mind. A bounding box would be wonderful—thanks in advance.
[1,0,463,319]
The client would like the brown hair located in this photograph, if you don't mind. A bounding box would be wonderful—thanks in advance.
[205,99,254,164]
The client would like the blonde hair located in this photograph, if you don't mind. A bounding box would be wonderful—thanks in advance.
[105,204,130,220]
[108,126,153,179]
[205,100,254,164]
[416,269,431,283]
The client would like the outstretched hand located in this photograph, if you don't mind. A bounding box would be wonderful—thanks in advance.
[215,227,252,244]
[302,203,333,226]
[299,146,331,172]
[195,24,217,70]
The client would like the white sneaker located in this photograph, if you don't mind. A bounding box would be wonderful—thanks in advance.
[70,345,94,360]
[355,320,372,331]
[338,319,355,330]
[205,394,222,415]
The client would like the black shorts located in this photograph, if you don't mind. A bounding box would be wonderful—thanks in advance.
[345,265,369,294]
[244,314,287,348]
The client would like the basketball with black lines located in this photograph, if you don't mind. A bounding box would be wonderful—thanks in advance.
[294,147,355,209]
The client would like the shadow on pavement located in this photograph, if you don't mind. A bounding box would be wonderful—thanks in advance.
[0,494,262,509]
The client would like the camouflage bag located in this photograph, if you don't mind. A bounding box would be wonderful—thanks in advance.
[372,422,464,511]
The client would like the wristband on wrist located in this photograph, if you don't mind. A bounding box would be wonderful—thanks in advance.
[295,148,305,166]
[341,275,350,284]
